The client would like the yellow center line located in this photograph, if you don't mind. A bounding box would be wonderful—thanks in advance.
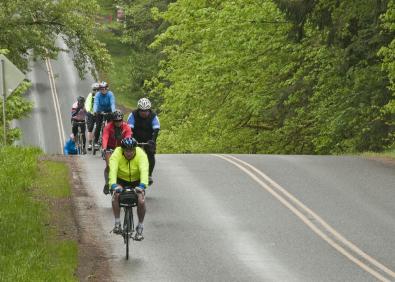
[44,57,65,152]
[214,154,394,282]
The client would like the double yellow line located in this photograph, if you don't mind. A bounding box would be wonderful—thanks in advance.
[45,57,65,152]
[214,154,395,282]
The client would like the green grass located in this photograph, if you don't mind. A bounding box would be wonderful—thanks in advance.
[361,149,395,161]
[35,161,71,198]
[0,146,77,281]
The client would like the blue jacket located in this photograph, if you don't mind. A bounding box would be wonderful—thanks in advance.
[93,91,116,113]
[64,138,78,155]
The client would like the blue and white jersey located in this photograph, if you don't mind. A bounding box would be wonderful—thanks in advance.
[127,112,160,129]
[93,91,116,113]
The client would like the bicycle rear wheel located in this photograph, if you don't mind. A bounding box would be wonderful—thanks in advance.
[77,133,84,155]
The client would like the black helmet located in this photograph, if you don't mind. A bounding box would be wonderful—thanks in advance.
[112,109,124,121]
[121,137,137,150]
[77,96,85,104]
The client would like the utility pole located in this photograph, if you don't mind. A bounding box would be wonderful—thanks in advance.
[1,59,6,145]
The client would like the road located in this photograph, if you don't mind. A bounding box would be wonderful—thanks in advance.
[14,40,93,153]
[81,154,395,282]
[15,46,395,281]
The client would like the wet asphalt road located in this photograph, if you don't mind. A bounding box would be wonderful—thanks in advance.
[79,153,395,282]
[15,45,395,282]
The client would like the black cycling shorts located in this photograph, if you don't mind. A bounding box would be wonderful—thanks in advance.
[86,112,96,132]
[117,178,140,188]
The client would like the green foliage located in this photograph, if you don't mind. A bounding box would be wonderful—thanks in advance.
[0,81,33,144]
[0,0,111,78]
[114,0,172,101]
[148,0,394,154]
[0,147,77,281]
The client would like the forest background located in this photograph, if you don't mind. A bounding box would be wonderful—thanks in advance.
[1,0,394,155]
[101,0,395,155]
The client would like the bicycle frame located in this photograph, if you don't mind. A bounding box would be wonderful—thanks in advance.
[73,121,85,155]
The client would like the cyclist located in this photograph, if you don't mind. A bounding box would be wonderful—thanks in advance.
[109,137,148,241]
[71,96,87,154]
[64,134,78,155]
[127,98,160,185]
[93,81,116,150]
[102,109,132,195]
[85,82,99,151]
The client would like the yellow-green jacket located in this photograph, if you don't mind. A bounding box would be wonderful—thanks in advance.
[84,92,95,113]
[108,147,149,187]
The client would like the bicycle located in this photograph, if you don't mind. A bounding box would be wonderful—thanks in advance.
[117,187,138,260]
[73,121,86,155]
[93,112,112,155]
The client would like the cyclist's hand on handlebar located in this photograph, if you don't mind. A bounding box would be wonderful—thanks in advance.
[111,184,123,193]
[135,184,146,193]
[147,140,155,146]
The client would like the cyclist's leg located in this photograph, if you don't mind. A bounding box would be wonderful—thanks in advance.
[86,113,94,149]
[136,190,146,224]
[147,151,155,177]
[112,191,121,219]
[80,123,87,148]
[72,122,78,138]
[103,150,113,194]
[94,114,103,144]
[111,178,133,231]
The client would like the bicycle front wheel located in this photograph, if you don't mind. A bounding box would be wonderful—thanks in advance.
[124,208,131,260]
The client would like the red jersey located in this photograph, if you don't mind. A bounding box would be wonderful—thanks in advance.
[102,121,132,150]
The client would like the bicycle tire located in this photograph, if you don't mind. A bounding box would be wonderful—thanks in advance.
[78,133,83,155]
[124,208,130,260]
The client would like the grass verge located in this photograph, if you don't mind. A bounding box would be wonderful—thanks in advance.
[0,146,77,281]
[361,149,395,162]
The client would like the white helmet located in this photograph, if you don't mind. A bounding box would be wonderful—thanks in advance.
[137,98,151,110]
[91,82,99,91]
[99,81,108,89]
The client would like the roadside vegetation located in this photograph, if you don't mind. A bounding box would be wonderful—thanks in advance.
[94,0,394,155]
[0,0,111,145]
[95,0,170,111]
[361,149,395,161]
[0,147,77,281]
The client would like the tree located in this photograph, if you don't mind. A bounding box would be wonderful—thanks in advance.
[0,0,112,144]
[149,0,394,154]
[0,0,111,78]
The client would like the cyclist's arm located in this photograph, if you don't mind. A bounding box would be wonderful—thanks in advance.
[127,112,135,129]
[152,115,160,130]
[93,94,99,113]
[123,123,132,138]
[110,92,116,112]
[137,148,149,187]
[84,93,92,112]
[108,148,121,188]
[102,123,111,150]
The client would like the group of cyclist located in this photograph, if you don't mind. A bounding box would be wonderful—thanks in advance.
[64,81,160,241]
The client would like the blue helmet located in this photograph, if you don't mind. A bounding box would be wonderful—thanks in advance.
[121,137,137,150]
